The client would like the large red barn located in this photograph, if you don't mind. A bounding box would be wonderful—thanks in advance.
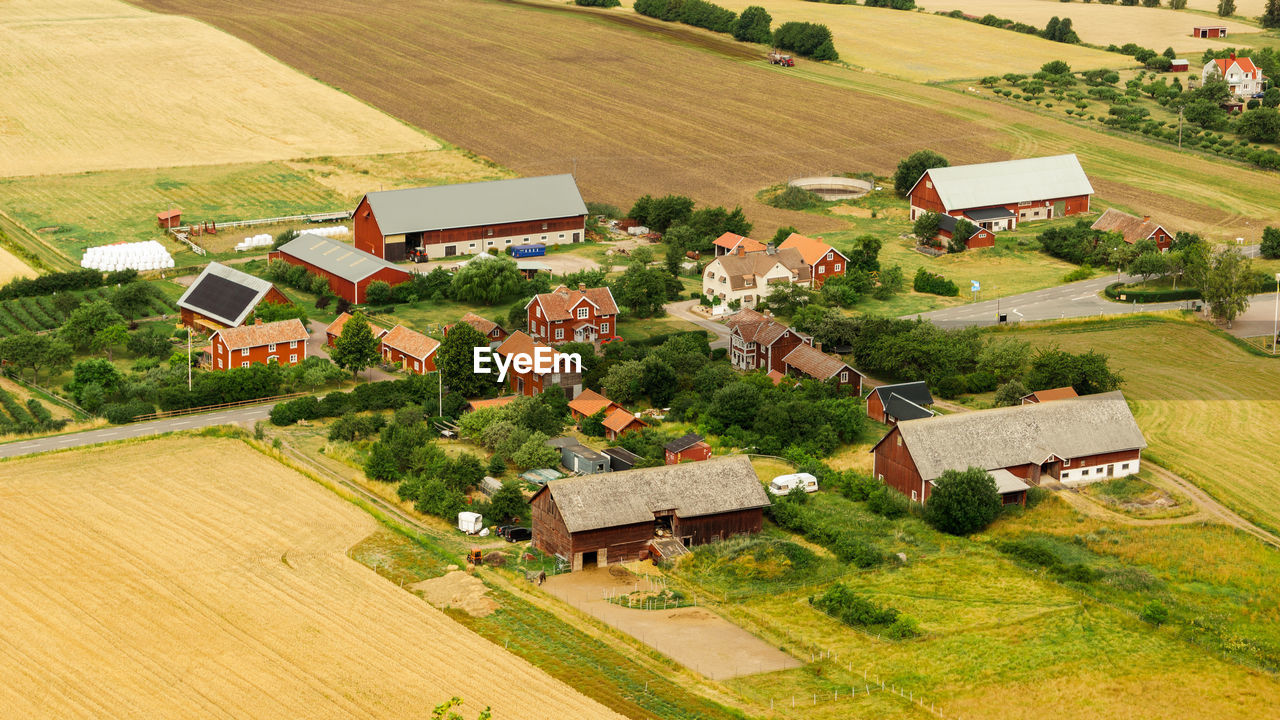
[270,234,413,304]
[908,154,1094,233]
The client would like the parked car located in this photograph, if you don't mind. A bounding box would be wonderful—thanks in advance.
[505,527,532,542]
[497,524,518,539]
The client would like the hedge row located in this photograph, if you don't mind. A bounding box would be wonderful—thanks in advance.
[913,267,960,296]
[1104,283,1201,303]
[0,387,65,435]
[0,269,137,301]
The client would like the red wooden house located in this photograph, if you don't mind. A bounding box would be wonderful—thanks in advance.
[493,331,583,397]
[779,343,863,393]
[935,214,996,250]
[446,312,508,343]
[778,233,848,288]
[908,154,1094,232]
[1192,25,1228,38]
[603,408,647,440]
[177,262,289,332]
[712,232,766,256]
[156,209,182,229]
[379,324,440,375]
[664,433,712,464]
[871,391,1146,506]
[209,318,308,370]
[724,308,810,373]
[353,175,587,262]
[568,388,620,421]
[1090,209,1173,252]
[271,234,413,304]
[1020,386,1078,405]
[867,381,935,426]
[325,312,388,347]
[526,284,619,345]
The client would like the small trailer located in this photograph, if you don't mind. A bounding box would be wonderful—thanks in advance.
[458,511,484,534]
[512,243,546,258]
[768,51,795,67]
[768,472,819,495]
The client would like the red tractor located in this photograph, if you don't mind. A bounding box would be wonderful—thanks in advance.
[768,51,795,67]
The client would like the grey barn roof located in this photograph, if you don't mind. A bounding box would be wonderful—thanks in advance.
[871,381,934,409]
[914,154,1094,212]
[543,455,769,533]
[277,234,406,283]
[885,393,935,422]
[362,174,588,236]
[891,391,1146,482]
[177,262,275,327]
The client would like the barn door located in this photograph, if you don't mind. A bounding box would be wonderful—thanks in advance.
[1053,201,1066,218]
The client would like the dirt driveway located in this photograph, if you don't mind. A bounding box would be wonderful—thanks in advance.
[406,251,606,276]
[542,566,800,680]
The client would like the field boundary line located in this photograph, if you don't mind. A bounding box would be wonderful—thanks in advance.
[0,209,75,271]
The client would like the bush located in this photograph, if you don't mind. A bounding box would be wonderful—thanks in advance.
[1103,282,1200,303]
[1062,264,1094,282]
[773,21,838,59]
[912,267,959,296]
[811,584,905,631]
[102,399,154,425]
[830,534,884,568]
[886,616,921,639]
[1139,601,1169,625]
[867,486,910,518]
[575,0,620,5]
[768,185,822,210]
[924,467,1002,535]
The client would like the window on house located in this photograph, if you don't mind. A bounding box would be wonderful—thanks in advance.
[536,307,541,318]
[268,343,276,352]
[289,354,297,363]
[559,233,565,239]
[896,435,902,446]
[834,263,842,271]
[487,229,493,236]
[216,359,222,369]
[290,341,297,349]
[577,308,588,319]
[241,361,249,368]
[1121,463,1130,470]
[818,265,825,273]
[240,348,248,357]
[415,361,421,370]
[912,490,918,501]
[541,223,548,230]
[925,181,932,188]
[840,371,848,381]
[554,328,564,340]
[600,322,608,334]
[505,238,511,244]
[1064,458,1071,467]
[878,474,884,482]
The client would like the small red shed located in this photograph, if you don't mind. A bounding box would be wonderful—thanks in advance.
[1192,26,1227,38]
[664,433,712,465]
[1170,59,1189,73]
[157,209,182,229]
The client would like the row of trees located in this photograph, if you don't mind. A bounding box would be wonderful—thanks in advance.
[629,0,839,60]
[0,268,139,301]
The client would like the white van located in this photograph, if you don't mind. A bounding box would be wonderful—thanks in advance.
[457,511,484,534]
[768,472,818,496]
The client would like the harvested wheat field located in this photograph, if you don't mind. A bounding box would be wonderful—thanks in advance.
[0,0,432,178]
[0,437,623,720]
[913,0,1253,52]
[0,245,34,284]
[687,0,1122,80]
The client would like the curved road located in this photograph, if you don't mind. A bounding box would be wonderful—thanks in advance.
[0,405,274,460]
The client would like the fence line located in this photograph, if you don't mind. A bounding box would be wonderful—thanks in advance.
[131,391,308,421]
[169,210,352,235]
[5,374,86,416]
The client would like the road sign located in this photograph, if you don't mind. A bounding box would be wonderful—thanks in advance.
[971,280,981,292]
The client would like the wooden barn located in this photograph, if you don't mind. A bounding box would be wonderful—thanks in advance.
[603,408,647,440]
[379,324,440,375]
[176,262,288,332]
[156,209,182,229]
[1020,386,1078,405]
[271,234,413,304]
[1090,208,1173,252]
[871,391,1146,506]
[664,433,712,465]
[779,342,863,393]
[935,213,996,250]
[530,455,769,570]
[867,381,935,426]
[353,175,587,262]
[1193,25,1227,38]
[908,154,1094,232]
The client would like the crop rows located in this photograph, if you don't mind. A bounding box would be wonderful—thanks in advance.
[0,287,177,338]
[0,387,64,435]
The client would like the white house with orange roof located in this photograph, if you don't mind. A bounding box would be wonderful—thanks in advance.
[1203,53,1267,97]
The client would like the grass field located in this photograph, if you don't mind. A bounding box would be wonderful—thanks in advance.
[0,437,624,719]
[0,0,434,178]
[0,151,504,269]
[912,0,1254,51]
[133,0,1280,246]
[688,0,1123,80]
[992,315,1280,533]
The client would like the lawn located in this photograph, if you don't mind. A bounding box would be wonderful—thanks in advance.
[990,315,1280,532]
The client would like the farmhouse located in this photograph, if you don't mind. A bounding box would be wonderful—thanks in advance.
[778,233,848,288]
[712,232,766,256]
[446,312,508,343]
[177,262,288,331]
[530,455,769,570]
[724,308,811,373]
[1192,25,1228,38]
[935,214,996,250]
[494,331,583,397]
[1021,386,1079,404]
[664,433,712,464]
[703,247,811,309]
[209,318,308,370]
[325,311,388,346]
[271,234,413,304]
[353,174,588,261]
[546,436,610,475]
[779,343,863,393]
[1202,54,1267,98]
[1090,208,1173,251]
[526,284,619,345]
[867,381,935,426]
[907,154,1094,231]
[603,408,647,440]
[380,324,440,375]
[871,391,1147,506]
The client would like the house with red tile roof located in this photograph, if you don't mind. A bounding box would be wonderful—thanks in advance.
[380,324,440,375]
[568,388,620,421]
[778,233,849,288]
[779,343,863,393]
[526,284,619,345]
[325,312,388,347]
[1203,54,1267,97]
[467,395,519,412]
[494,331,584,397]
[1090,209,1173,251]
[210,318,309,370]
[445,312,508,343]
[712,232,767,256]
[1020,386,1079,405]
[723,308,811,373]
[603,408,647,440]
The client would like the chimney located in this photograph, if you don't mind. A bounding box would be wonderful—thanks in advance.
[255,317,263,326]
[766,244,777,255]
[578,282,586,292]
[735,246,745,257]
[1142,215,1150,223]
[1230,51,1236,60]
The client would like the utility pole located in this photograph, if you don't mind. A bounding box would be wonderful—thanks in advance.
[1273,272,1279,356]
[187,327,193,391]
[1178,106,1184,149]
[438,369,442,414]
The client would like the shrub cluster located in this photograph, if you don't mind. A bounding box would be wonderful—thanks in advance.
[912,267,959,296]
[811,583,920,638]
[0,269,135,301]
[773,21,839,60]
[0,388,66,435]
[995,538,1100,583]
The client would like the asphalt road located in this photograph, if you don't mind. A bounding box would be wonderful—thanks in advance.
[666,299,732,349]
[0,405,274,460]
[910,274,1195,328]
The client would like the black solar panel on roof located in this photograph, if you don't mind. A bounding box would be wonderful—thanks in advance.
[183,273,260,324]
[874,381,933,408]
[885,393,935,422]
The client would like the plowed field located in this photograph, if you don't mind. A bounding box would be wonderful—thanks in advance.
[0,438,623,720]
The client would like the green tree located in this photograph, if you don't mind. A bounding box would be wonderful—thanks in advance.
[1040,60,1071,75]
[912,212,942,247]
[846,234,883,272]
[993,379,1029,407]
[1262,87,1280,108]
[1026,348,1123,394]
[0,333,69,381]
[580,408,607,437]
[924,467,1002,535]
[60,300,125,351]
[365,280,393,305]
[1202,248,1253,327]
[69,358,123,402]
[512,431,559,470]
[451,257,524,304]
[1237,108,1280,143]
[437,322,492,398]
[641,356,679,406]
[1217,0,1235,15]
[91,323,129,361]
[431,696,491,720]
[1139,601,1169,625]
[110,281,162,317]
[893,150,949,196]
[127,329,172,359]
[611,262,671,317]
[329,311,381,379]
[977,339,1031,382]
[1129,251,1171,282]
[1261,226,1280,260]
[602,359,645,404]
[1183,99,1227,130]
[732,5,773,43]
[486,480,529,524]
[771,226,798,245]
[949,219,978,253]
